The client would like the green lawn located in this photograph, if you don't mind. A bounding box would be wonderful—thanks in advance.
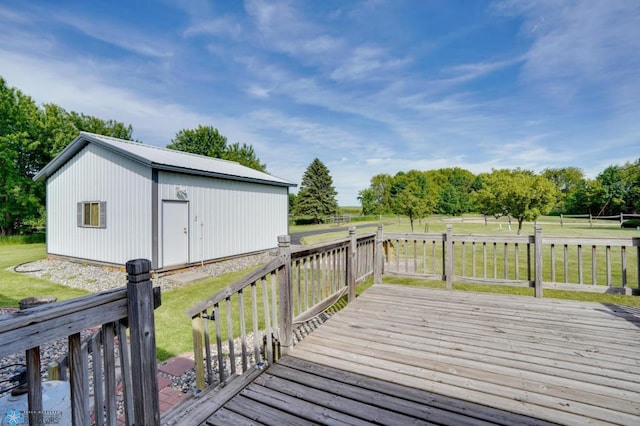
[0,243,89,307]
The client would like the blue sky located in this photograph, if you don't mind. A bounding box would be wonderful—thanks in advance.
[1,1,639,205]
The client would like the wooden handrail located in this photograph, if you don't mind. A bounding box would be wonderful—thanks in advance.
[186,257,285,317]
[0,288,128,358]
[0,258,161,426]
[384,227,640,295]
[187,229,378,391]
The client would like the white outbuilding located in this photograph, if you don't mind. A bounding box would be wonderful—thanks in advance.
[34,132,295,270]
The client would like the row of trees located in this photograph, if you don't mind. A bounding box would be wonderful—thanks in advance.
[0,77,268,236]
[358,162,640,233]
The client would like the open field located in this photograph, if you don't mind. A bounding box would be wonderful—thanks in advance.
[298,214,640,245]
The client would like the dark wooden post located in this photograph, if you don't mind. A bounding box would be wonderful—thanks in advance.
[126,259,160,426]
[560,214,563,227]
[26,347,43,426]
[278,236,293,354]
[374,225,383,285]
[534,226,543,298]
[445,225,454,290]
[347,227,357,303]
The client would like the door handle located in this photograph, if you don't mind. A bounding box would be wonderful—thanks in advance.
[183,228,187,234]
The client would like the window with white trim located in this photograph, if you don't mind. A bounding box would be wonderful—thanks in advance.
[77,201,106,228]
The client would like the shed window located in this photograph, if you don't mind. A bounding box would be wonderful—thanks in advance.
[77,201,106,228]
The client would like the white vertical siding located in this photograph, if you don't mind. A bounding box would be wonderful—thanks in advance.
[46,144,152,265]
[157,171,288,265]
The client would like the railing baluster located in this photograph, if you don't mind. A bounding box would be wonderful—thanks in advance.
[503,243,508,280]
[203,310,213,385]
[262,278,273,365]
[102,323,117,425]
[621,246,627,288]
[606,245,611,286]
[192,313,206,390]
[472,242,476,277]
[311,255,316,307]
[578,245,583,284]
[69,332,86,425]
[251,283,260,362]
[432,240,436,274]
[461,242,466,277]
[295,260,302,317]
[213,304,224,382]
[117,321,133,426]
[226,297,236,376]
[527,242,532,282]
[592,245,597,285]
[564,244,569,283]
[551,244,556,282]
[92,331,105,426]
[238,290,248,373]
[270,272,278,335]
[493,242,497,279]
[514,243,519,280]
[303,258,309,312]
[422,240,427,275]
[483,242,487,278]
[81,339,90,425]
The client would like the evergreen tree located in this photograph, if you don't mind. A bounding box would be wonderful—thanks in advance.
[293,158,338,223]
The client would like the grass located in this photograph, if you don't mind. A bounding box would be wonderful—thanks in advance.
[0,243,89,307]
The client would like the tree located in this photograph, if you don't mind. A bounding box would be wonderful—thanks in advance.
[293,158,338,223]
[621,159,640,213]
[0,76,134,235]
[427,167,476,215]
[541,167,585,213]
[224,142,266,172]
[358,173,394,215]
[473,169,558,234]
[390,170,438,231]
[168,125,266,172]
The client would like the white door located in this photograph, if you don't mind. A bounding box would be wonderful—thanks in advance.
[162,201,189,267]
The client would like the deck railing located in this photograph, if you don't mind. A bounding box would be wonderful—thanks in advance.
[385,225,640,296]
[0,259,161,426]
[187,228,378,391]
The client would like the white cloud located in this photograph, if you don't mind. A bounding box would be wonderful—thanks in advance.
[330,45,411,82]
[244,0,343,62]
[54,13,174,59]
[183,16,243,39]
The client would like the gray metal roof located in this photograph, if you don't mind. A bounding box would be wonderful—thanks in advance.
[34,132,295,187]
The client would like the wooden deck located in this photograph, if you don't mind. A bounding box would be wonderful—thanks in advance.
[164,284,640,425]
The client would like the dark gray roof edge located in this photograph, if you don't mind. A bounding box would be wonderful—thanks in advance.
[34,132,297,188]
[33,132,151,182]
[153,164,297,187]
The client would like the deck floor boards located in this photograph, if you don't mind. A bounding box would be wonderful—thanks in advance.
[164,284,640,426]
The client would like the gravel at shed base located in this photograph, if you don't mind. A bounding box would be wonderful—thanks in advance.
[12,252,272,292]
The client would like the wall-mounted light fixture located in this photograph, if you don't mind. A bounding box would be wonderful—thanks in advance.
[176,186,188,199]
